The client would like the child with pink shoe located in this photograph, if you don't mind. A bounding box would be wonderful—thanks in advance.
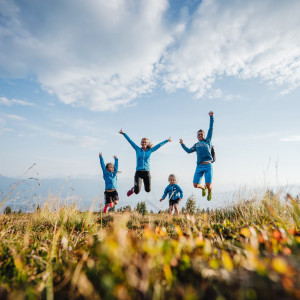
[99,153,119,213]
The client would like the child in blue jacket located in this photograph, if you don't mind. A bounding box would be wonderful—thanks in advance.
[160,174,183,216]
[119,129,171,196]
[99,153,119,213]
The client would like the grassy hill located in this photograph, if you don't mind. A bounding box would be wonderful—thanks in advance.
[0,191,299,299]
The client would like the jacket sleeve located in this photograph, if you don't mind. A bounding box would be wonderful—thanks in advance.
[206,116,214,142]
[181,143,196,154]
[162,186,169,200]
[123,133,139,151]
[99,156,107,174]
[177,185,183,198]
[113,157,118,176]
[151,140,168,153]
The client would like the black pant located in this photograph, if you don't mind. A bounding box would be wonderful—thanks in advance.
[104,190,119,204]
[134,170,151,194]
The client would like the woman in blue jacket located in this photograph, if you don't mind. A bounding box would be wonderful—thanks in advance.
[180,111,214,201]
[119,129,171,196]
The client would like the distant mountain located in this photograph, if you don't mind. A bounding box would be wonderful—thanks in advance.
[1,175,299,213]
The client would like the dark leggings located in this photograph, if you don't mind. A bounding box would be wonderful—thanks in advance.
[134,170,151,194]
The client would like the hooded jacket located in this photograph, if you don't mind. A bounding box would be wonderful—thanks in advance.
[99,156,118,190]
[123,133,168,171]
[162,184,183,200]
[181,116,214,164]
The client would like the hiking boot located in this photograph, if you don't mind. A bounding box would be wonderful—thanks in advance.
[127,187,134,197]
[202,187,207,197]
[207,192,212,201]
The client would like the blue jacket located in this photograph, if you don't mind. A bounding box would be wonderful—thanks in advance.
[162,184,183,200]
[99,156,118,190]
[123,133,168,171]
[181,116,214,165]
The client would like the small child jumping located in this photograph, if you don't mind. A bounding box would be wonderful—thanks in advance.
[99,153,119,213]
[160,174,183,216]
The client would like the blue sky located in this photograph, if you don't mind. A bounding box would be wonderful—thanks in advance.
[0,0,300,204]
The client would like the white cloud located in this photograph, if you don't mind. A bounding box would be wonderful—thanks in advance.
[0,97,34,106]
[280,136,300,142]
[161,0,300,98]
[0,118,14,135]
[4,114,26,121]
[0,0,300,110]
[47,131,105,149]
[0,0,173,111]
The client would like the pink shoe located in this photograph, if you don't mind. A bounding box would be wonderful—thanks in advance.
[127,187,134,197]
[109,201,114,208]
[103,206,108,213]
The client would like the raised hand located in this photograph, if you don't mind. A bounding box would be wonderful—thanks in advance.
[99,152,102,157]
[113,155,117,159]
[179,198,182,201]
[179,139,184,144]
[209,111,214,116]
[160,198,163,202]
[168,137,172,142]
[119,128,124,134]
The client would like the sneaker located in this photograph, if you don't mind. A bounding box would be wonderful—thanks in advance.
[109,201,114,208]
[202,187,207,197]
[103,206,108,213]
[207,192,212,201]
[127,187,134,197]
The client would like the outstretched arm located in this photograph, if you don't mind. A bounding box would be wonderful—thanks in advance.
[99,153,107,174]
[180,139,196,154]
[151,137,171,153]
[206,111,214,142]
[120,129,139,150]
[177,185,183,199]
[161,186,169,200]
[113,156,118,176]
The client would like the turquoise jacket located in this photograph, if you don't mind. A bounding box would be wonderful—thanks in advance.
[99,156,118,190]
[181,116,214,164]
[162,184,183,200]
[123,133,168,171]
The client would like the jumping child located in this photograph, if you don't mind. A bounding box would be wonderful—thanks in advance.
[119,129,171,196]
[179,111,214,201]
[160,174,183,216]
[99,153,119,213]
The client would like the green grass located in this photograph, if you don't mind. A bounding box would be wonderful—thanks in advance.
[0,192,300,299]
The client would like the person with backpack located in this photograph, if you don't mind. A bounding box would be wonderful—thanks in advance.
[179,111,214,201]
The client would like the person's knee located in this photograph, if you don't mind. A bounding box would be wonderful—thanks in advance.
[145,186,151,193]
[134,187,140,194]
[114,200,119,205]
[193,183,198,188]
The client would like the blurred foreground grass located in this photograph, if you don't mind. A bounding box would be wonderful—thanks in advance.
[0,192,300,300]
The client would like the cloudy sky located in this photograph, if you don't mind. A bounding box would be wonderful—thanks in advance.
[0,0,300,202]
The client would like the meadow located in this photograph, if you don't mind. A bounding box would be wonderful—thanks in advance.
[0,191,300,300]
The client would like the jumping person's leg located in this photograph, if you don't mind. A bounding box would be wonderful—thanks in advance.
[193,166,205,189]
[204,164,213,200]
[143,171,151,193]
[104,192,111,213]
[113,191,119,205]
[134,171,143,194]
